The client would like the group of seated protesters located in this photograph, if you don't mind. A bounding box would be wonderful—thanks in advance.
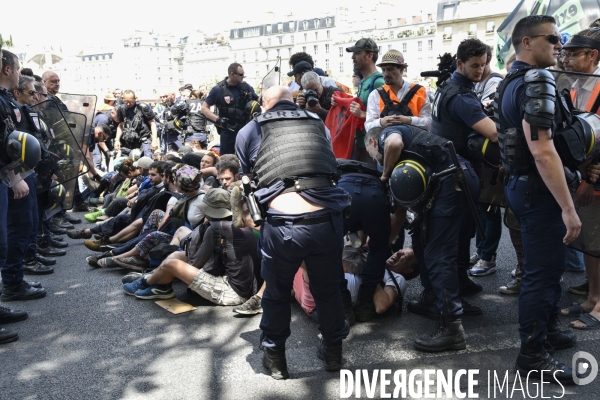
[68,151,418,311]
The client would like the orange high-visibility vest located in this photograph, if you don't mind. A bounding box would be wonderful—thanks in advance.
[570,83,600,114]
[378,83,427,117]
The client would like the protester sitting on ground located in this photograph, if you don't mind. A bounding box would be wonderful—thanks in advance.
[216,155,241,190]
[181,152,220,190]
[122,189,259,304]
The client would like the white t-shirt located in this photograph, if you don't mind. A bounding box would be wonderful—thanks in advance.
[345,270,407,305]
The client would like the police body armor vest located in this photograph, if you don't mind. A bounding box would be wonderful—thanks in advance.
[252,109,338,190]
[122,103,151,142]
[187,99,208,132]
[217,80,253,131]
[494,67,588,176]
[430,79,474,157]
[404,125,450,166]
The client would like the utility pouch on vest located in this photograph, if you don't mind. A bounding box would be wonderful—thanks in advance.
[553,123,588,171]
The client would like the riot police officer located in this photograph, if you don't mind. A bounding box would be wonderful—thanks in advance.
[0,50,47,304]
[427,38,499,292]
[255,86,350,379]
[365,124,480,352]
[201,63,258,155]
[495,15,583,384]
[114,90,158,157]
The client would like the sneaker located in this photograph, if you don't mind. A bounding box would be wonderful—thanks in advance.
[469,253,480,265]
[134,284,175,299]
[84,238,110,252]
[0,306,28,323]
[67,229,92,239]
[114,256,148,271]
[96,257,119,268]
[84,210,104,223]
[122,272,144,284]
[233,295,263,315]
[123,278,148,296]
[568,280,589,296]
[468,259,496,276]
[499,279,521,295]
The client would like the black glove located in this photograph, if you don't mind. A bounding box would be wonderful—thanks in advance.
[216,117,230,129]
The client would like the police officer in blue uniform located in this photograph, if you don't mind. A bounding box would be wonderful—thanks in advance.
[114,90,158,157]
[365,123,480,351]
[407,39,498,318]
[0,50,47,304]
[495,15,583,384]
[253,86,350,379]
[201,63,258,155]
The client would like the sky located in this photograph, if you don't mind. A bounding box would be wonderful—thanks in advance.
[2,0,439,53]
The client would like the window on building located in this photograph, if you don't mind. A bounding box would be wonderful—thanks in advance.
[486,20,495,33]
[443,5,455,20]
[304,33,308,42]
[303,46,306,53]
[234,30,239,38]
[327,30,331,39]
[388,44,392,50]
[444,26,452,40]
[469,23,477,36]
[266,50,269,59]
[390,31,394,39]
[291,35,295,43]
[288,48,292,56]
[418,41,422,51]
[314,45,318,55]
[278,36,283,44]
[255,51,258,61]
[277,49,280,57]
[428,40,433,51]
[388,19,392,27]
[243,52,246,62]
[325,59,330,70]
[266,25,272,34]
[402,42,407,53]
[314,18,319,28]
[326,17,332,27]
[340,63,344,73]
[266,64,270,71]
[278,23,283,33]
[234,53,237,61]
[158,77,161,83]
[339,47,343,57]
[256,71,260,77]
[315,32,318,41]
[268,38,271,46]
[303,21,308,30]
[157,67,160,72]
[325,44,330,54]
[289,21,295,31]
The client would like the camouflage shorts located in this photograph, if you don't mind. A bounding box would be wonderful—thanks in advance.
[188,269,247,306]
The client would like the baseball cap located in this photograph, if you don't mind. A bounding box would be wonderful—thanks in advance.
[196,188,232,219]
[133,156,153,169]
[376,49,408,67]
[104,93,117,101]
[287,61,313,76]
[346,38,379,53]
[313,67,326,77]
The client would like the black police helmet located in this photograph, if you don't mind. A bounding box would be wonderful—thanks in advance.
[389,151,434,208]
[6,130,41,170]
[467,134,501,168]
[245,100,261,121]
[48,182,66,204]
[575,114,599,158]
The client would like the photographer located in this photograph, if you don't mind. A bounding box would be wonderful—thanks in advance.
[296,72,343,121]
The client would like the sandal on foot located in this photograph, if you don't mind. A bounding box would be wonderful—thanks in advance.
[560,304,587,317]
[571,313,600,330]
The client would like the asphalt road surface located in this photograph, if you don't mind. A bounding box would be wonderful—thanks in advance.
[1,210,599,400]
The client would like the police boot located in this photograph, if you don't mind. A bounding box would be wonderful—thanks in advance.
[62,214,81,224]
[515,342,575,385]
[407,288,439,319]
[341,288,355,326]
[414,315,466,352]
[262,346,289,380]
[458,267,483,296]
[354,284,376,322]
[317,338,343,371]
[46,236,68,248]
[545,314,576,353]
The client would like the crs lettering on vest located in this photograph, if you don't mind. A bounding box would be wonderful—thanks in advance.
[261,110,305,120]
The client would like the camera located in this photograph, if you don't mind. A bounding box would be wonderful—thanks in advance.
[304,90,319,108]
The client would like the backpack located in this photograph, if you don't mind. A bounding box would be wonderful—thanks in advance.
[377,84,422,117]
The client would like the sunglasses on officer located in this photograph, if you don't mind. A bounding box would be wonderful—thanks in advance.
[529,34,561,45]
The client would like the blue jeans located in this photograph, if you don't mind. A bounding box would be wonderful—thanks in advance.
[259,209,349,347]
[414,161,479,316]
[475,203,502,261]
[338,174,390,291]
[2,174,35,287]
[565,247,585,271]
[505,175,566,345]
